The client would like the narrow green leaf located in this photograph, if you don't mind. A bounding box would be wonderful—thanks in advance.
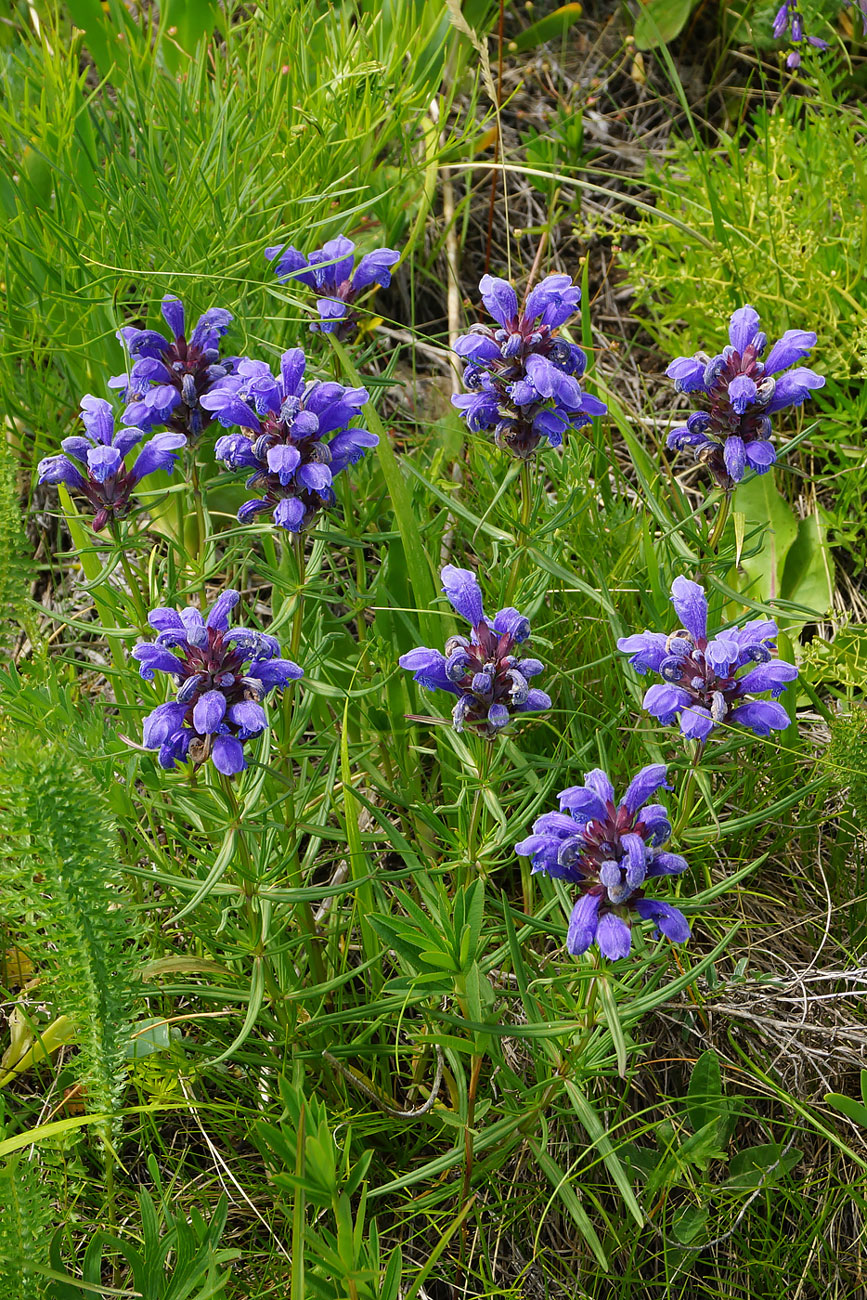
[528,1138,609,1271]
[597,977,628,1077]
[563,1080,643,1227]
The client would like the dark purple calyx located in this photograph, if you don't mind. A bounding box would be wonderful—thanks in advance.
[699,341,775,487]
[82,469,140,532]
[172,627,261,731]
[160,333,234,438]
[446,621,530,734]
[659,628,768,721]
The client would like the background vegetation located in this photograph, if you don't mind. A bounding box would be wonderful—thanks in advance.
[1,1,866,1296]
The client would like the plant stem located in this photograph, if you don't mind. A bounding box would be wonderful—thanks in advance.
[459,1051,484,1277]
[109,522,147,628]
[290,531,306,661]
[463,739,492,887]
[505,459,534,604]
[707,489,732,553]
[218,772,296,1024]
[672,740,708,880]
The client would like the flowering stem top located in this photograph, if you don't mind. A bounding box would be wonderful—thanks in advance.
[110,296,240,439]
[666,304,824,489]
[399,565,551,737]
[452,273,606,459]
[618,576,798,740]
[133,590,303,775]
[38,395,186,532]
[201,348,378,533]
[516,764,691,960]
[266,234,400,340]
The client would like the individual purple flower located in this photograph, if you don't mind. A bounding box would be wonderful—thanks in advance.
[133,589,303,775]
[451,272,607,459]
[202,348,377,533]
[772,1,829,67]
[265,233,400,340]
[109,295,241,439]
[617,576,798,741]
[37,395,186,532]
[666,304,824,488]
[398,565,551,737]
[516,764,691,960]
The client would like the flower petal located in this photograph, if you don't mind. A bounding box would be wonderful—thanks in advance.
[206,589,240,631]
[647,851,689,877]
[728,305,761,354]
[558,785,608,821]
[670,576,708,641]
[728,699,792,736]
[441,565,484,626]
[617,631,668,674]
[479,274,518,328]
[763,329,817,375]
[621,764,671,815]
[634,898,690,943]
[212,735,246,775]
[566,892,602,956]
[737,660,798,698]
[643,683,691,725]
[491,606,531,642]
[193,689,227,734]
[582,769,615,806]
[596,912,632,960]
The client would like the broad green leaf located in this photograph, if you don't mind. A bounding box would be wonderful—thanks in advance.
[510,4,583,53]
[686,1049,722,1134]
[634,0,698,50]
[126,1018,179,1060]
[724,1142,803,1190]
[824,1092,867,1128]
[673,1204,708,1244]
[731,472,798,606]
[780,510,835,626]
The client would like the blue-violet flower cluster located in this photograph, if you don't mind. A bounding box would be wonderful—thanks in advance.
[399,565,551,736]
[38,396,186,532]
[133,589,303,775]
[516,764,690,960]
[666,304,824,488]
[618,576,798,740]
[266,233,400,339]
[452,273,607,459]
[202,348,378,533]
[110,296,240,439]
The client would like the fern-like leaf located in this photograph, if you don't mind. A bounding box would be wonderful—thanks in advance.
[0,432,30,654]
[0,737,139,1145]
[0,1155,53,1299]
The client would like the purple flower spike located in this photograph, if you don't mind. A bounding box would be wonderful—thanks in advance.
[617,576,798,741]
[37,395,185,532]
[451,270,605,459]
[665,303,824,489]
[516,763,691,961]
[265,232,400,340]
[399,565,550,738]
[204,349,377,534]
[110,295,240,440]
[134,590,303,776]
